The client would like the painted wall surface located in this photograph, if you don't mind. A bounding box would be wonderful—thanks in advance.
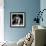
[4,0,40,42]
[40,0,46,27]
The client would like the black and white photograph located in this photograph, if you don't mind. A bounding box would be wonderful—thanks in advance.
[10,12,25,27]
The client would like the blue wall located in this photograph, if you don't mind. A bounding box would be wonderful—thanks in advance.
[4,0,40,42]
[40,0,46,27]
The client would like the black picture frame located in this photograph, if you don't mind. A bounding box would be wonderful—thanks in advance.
[10,12,26,28]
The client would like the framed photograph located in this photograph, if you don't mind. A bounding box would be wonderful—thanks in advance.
[10,12,25,27]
